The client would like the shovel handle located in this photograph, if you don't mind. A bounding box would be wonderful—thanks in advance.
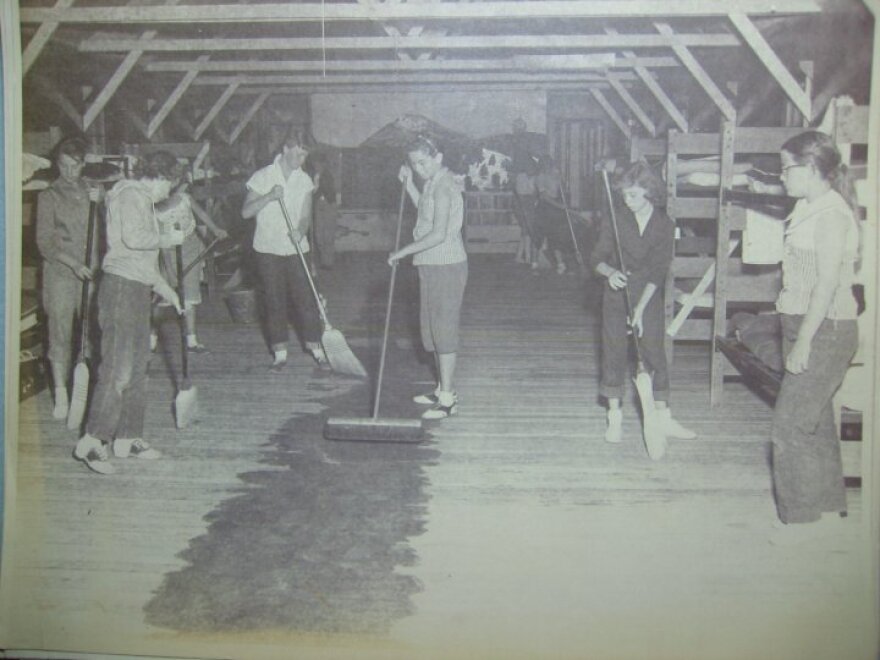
[78,201,98,360]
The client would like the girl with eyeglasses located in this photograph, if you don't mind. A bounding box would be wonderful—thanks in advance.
[771,130,861,532]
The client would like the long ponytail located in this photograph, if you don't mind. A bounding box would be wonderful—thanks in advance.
[781,130,860,214]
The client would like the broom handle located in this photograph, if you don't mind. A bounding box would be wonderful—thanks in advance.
[175,242,190,381]
[79,200,98,360]
[372,179,408,420]
[558,182,584,267]
[278,198,332,327]
[179,235,223,280]
[600,170,645,367]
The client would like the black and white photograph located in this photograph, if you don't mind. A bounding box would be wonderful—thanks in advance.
[1,1,879,659]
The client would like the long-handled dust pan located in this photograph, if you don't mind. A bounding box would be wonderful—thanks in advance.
[173,243,199,428]
[67,200,98,430]
[600,170,666,460]
[324,180,424,443]
[278,199,367,378]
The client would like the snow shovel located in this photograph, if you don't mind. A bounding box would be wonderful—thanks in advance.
[558,182,588,276]
[173,243,199,429]
[66,200,98,430]
[600,170,666,460]
[278,199,367,378]
[324,180,424,442]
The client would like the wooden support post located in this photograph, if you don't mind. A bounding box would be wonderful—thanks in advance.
[22,0,75,75]
[148,55,208,138]
[589,89,631,140]
[228,92,270,144]
[710,121,737,407]
[194,81,240,140]
[655,22,736,122]
[728,13,812,122]
[664,130,680,366]
[608,74,656,136]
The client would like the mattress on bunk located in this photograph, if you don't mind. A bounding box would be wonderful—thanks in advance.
[717,312,784,402]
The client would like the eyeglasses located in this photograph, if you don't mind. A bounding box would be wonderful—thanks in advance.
[780,164,806,176]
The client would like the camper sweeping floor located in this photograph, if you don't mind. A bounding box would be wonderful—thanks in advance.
[4,254,873,660]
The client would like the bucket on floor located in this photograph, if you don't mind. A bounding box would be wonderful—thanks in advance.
[224,288,259,324]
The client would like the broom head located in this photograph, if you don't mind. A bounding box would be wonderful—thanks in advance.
[175,381,199,429]
[66,361,90,430]
[322,327,368,378]
[633,369,667,460]
[324,416,424,443]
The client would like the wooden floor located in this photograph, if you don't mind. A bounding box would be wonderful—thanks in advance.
[3,253,876,660]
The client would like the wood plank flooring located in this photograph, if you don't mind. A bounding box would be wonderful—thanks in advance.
[3,253,874,660]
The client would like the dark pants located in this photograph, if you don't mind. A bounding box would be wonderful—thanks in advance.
[772,314,856,523]
[535,200,570,257]
[255,251,322,352]
[599,283,668,402]
[86,273,152,442]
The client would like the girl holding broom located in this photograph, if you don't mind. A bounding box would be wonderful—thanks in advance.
[389,135,467,420]
[73,151,183,474]
[590,161,695,446]
[771,131,860,533]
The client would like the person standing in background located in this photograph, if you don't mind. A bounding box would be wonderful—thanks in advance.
[242,129,327,373]
[73,151,184,474]
[36,137,101,420]
[307,151,340,270]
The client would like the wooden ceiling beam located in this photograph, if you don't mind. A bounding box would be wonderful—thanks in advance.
[147,55,209,138]
[728,13,811,120]
[22,1,822,24]
[194,81,240,140]
[655,22,736,122]
[188,72,637,86]
[608,73,655,136]
[605,28,687,132]
[30,74,83,130]
[236,82,616,94]
[83,30,156,130]
[80,33,741,53]
[589,88,632,139]
[228,91,271,144]
[143,55,680,73]
[22,0,75,75]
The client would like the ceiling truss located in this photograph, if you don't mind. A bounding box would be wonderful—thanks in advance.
[20,0,827,140]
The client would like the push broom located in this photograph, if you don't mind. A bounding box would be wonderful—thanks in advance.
[324,180,424,443]
[66,200,97,430]
[174,242,199,429]
[279,199,367,379]
[600,170,666,460]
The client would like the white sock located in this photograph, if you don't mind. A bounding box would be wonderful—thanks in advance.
[437,390,456,407]
[186,334,199,347]
[273,349,288,364]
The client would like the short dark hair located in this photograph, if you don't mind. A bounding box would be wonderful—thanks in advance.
[281,127,312,152]
[407,134,441,157]
[55,137,87,163]
[614,161,665,206]
[133,151,178,180]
